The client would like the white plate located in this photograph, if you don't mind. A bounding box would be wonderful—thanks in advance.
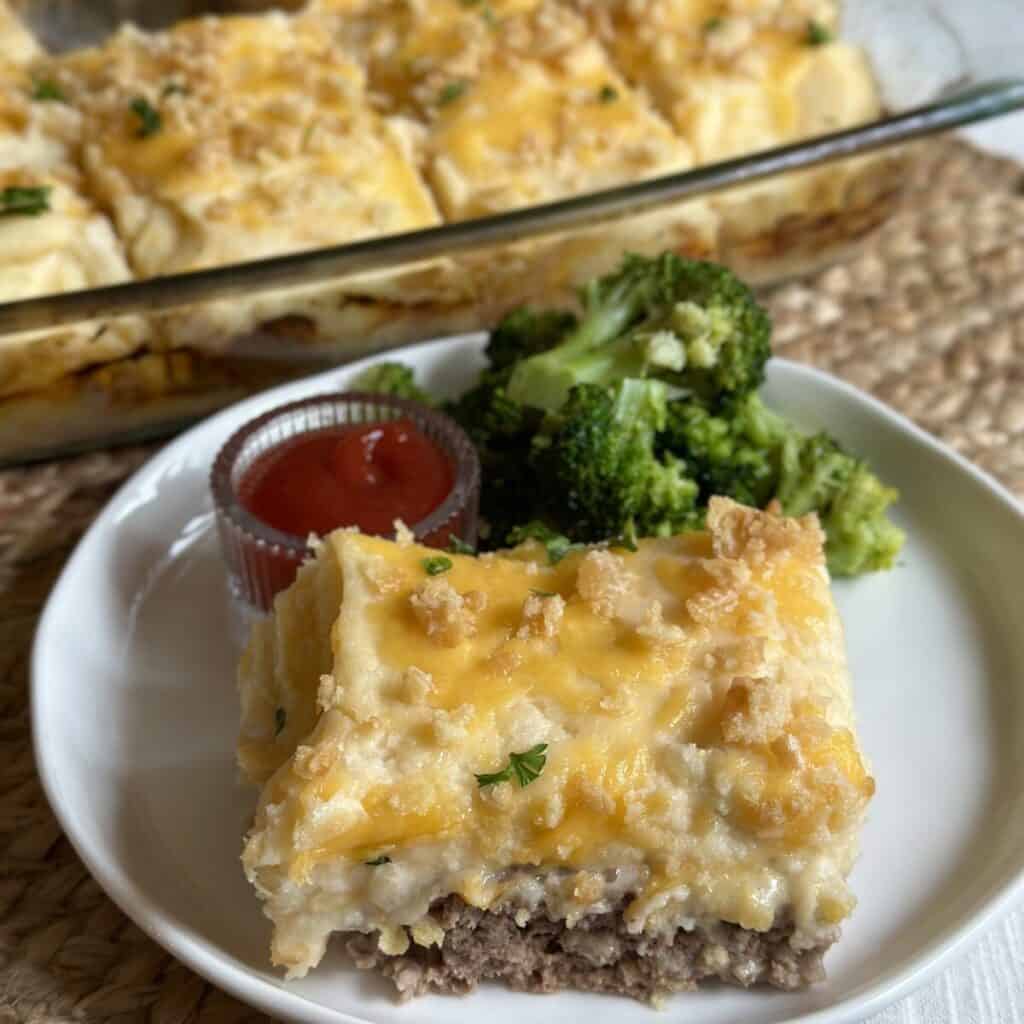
[31,333,1024,1024]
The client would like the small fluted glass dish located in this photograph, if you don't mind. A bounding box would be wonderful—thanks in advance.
[210,392,480,633]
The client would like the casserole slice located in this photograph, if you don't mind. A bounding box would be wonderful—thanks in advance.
[0,58,150,401]
[51,11,465,345]
[574,0,890,280]
[318,0,718,313]
[241,498,874,1000]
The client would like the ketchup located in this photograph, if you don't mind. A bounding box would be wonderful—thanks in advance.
[241,418,454,538]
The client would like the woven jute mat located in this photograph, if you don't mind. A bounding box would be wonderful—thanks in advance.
[1,136,1023,1023]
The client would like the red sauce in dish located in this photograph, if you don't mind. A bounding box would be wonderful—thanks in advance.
[241,419,454,538]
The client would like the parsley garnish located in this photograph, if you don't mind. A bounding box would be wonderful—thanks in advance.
[32,79,65,102]
[130,97,162,138]
[475,743,548,789]
[703,16,724,32]
[610,521,639,552]
[598,84,618,104]
[0,186,50,217]
[422,556,453,576]
[806,20,832,45]
[530,589,557,598]
[274,707,286,736]
[482,5,497,26]
[448,535,476,555]
[365,855,391,866]
[438,80,468,106]
[545,536,583,565]
[507,523,583,565]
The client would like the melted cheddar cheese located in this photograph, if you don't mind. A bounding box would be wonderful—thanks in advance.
[241,499,873,978]
[49,12,459,313]
[0,1,40,65]
[573,0,882,252]
[315,0,717,309]
[0,62,150,398]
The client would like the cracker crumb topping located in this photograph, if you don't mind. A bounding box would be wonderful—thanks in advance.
[410,577,482,646]
[575,548,631,618]
[515,591,566,640]
[720,675,792,745]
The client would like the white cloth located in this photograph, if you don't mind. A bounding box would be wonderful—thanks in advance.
[863,116,1024,1023]
[869,912,1024,1022]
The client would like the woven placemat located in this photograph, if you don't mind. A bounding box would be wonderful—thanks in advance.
[1,136,1023,1023]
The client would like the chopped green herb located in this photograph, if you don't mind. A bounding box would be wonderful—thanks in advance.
[458,0,481,5]
[806,20,832,45]
[475,743,548,789]
[610,521,639,552]
[506,523,583,565]
[530,589,557,598]
[598,84,618,104]
[161,82,188,98]
[31,79,65,102]
[438,80,468,106]
[703,16,724,32]
[130,96,162,138]
[448,535,476,555]
[545,536,583,565]
[274,707,286,736]
[0,185,50,216]
[481,4,497,26]
[422,555,454,576]
[364,855,391,866]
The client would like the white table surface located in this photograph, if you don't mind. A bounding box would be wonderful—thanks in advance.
[864,113,1024,1024]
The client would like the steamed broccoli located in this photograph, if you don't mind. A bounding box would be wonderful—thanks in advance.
[352,254,903,577]
[353,362,434,405]
[817,465,904,576]
[443,365,544,547]
[486,307,577,371]
[661,393,904,575]
[505,253,771,413]
[661,394,783,509]
[530,379,701,542]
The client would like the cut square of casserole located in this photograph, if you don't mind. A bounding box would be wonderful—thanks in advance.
[241,498,874,1001]
[316,0,718,312]
[316,0,591,122]
[574,0,886,278]
[47,12,462,348]
[0,60,151,399]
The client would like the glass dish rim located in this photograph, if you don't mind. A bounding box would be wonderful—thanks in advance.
[0,79,1021,339]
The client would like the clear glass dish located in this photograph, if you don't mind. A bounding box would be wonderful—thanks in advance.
[0,0,1022,466]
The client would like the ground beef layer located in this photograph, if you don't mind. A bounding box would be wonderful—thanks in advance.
[344,896,837,1003]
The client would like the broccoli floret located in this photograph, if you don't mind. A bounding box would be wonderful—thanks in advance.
[443,367,545,546]
[775,427,906,577]
[486,307,577,371]
[660,393,904,575]
[657,261,771,404]
[506,253,771,412]
[816,465,905,576]
[530,379,701,542]
[353,361,433,405]
[445,369,537,447]
[661,394,784,508]
[775,432,854,516]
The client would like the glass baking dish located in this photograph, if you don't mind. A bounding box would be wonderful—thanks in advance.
[0,0,1022,466]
